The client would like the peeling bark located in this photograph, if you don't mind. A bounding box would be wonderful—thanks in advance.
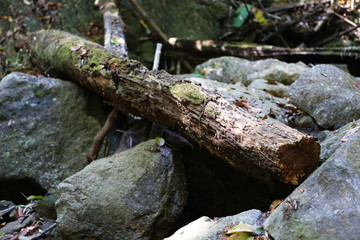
[29,30,320,186]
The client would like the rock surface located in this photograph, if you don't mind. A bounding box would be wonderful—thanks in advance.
[320,119,360,162]
[189,57,314,127]
[165,209,263,240]
[179,76,297,126]
[0,72,102,191]
[195,57,308,86]
[247,58,308,85]
[264,123,360,240]
[56,140,187,240]
[289,64,360,129]
[194,56,252,84]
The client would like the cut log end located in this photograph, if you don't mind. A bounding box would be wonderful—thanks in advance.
[278,136,320,185]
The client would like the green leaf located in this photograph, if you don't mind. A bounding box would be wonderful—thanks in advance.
[193,71,204,78]
[155,137,165,147]
[111,38,121,44]
[226,223,263,235]
[26,195,44,201]
[233,4,252,27]
[226,223,254,234]
[254,9,268,26]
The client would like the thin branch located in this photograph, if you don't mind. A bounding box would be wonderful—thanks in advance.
[87,107,119,162]
[98,0,128,56]
[0,206,16,218]
[129,0,169,42]
[30,223,56,240]
[315,24,360,47]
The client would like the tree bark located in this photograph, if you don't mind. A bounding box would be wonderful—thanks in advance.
[28,30,320,186]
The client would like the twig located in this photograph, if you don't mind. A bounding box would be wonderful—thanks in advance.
[0,206,16,218]
[265,0,331,13]
[332,10,357,27]
[87,107,119,162]
[316,24,360,47]
[257,0,289,47]
[30,223,56,240]
[129,0,169,42]
[261,9,323,44]
[98,0,128,56]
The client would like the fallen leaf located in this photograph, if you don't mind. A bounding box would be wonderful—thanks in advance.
[23,0,31,5]
[234,100,251,108]
[269,199,283,212]
[16,206,24,218]
[70,46,81,51]
[79,48,88,56]
[226,223,255,234]
[234,100,262,114]
[26,195,44,201]
[156,137,165,147]
[70,42,85,52]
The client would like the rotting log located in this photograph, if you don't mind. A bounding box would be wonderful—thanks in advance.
[28,30,320,186]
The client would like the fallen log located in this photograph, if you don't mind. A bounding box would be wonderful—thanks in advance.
[167,38,360,60]
[28,30,320,186]
[166,38,360,76]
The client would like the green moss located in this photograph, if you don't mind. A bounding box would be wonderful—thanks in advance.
[34,87,46,99]
[116,86,124,95]
[81,48,114,75]
[170,83,206,105]
[30,83,46,99]
[207,107,220,116]
[135,84,145,92]
[109,58,120,64]
[2,151,11,158]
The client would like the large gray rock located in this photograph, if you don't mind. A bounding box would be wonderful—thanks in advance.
[194,56,252,84]
[56,140,187,240]
[289,65,360,129]
[195,57,307,86]
[264,125,360,239]
[246,58,308,85]
[320,119,360,162]
[179,76,296,125]
[165,209,263,240]
[191,57,313,127]
[248,78,289,98]
[0,72,102,191]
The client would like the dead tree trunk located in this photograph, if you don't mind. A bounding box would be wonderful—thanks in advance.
[28,30,320,186]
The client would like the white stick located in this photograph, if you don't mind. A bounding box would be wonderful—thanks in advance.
[152,43,162,70]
